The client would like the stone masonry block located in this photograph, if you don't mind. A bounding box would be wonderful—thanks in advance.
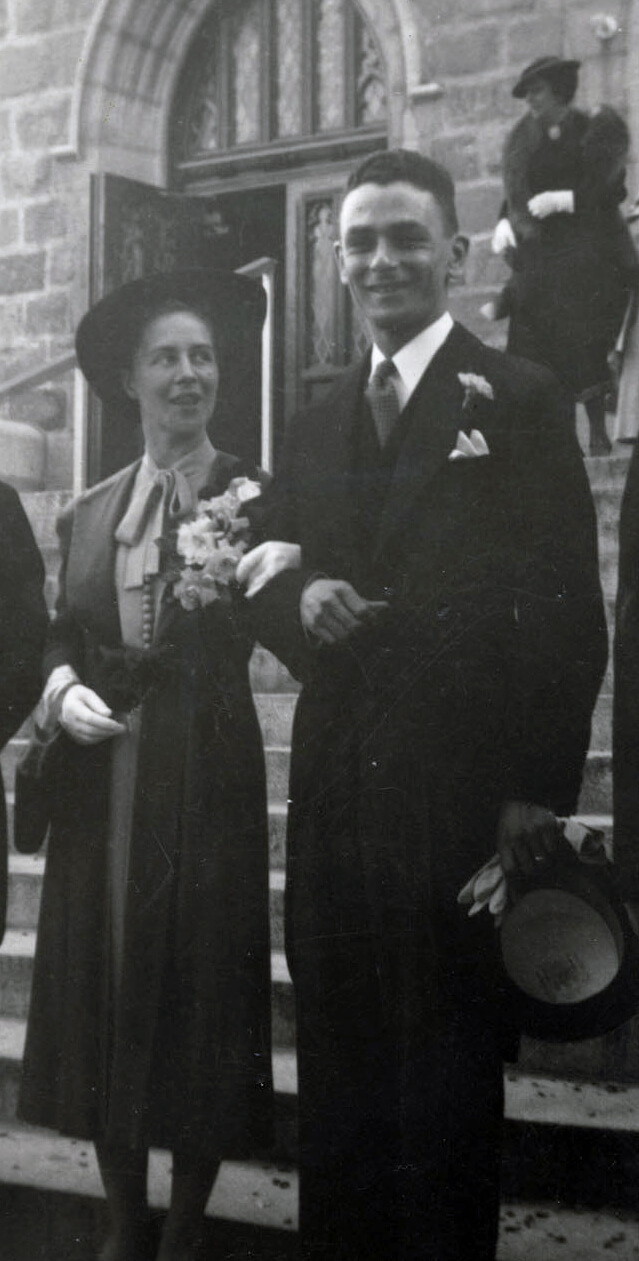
[480,123,513,178]
[465,236,511,288]
[0,0,8,37]
[16,0,97,36]
[430,133,480,182]
[506,15,564,65]
[459,0,534,10]
[16,98,72,150]
[0,111,11,152]
[442,78,518,128]
[5,386,67,430]
[24,200,68,244]
[455,182,503,234]
[429,25,501,79]
[25,291,72,336]
[0,209,19,251]
[0,252,45,295]
[1,155,51,199]
[0,32,85,99]
[48,242,77,286]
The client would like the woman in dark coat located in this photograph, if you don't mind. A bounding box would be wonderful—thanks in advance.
[17,271,280,1261]
[498,56,636,454]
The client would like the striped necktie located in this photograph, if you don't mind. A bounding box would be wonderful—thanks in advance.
[365,358,400,447]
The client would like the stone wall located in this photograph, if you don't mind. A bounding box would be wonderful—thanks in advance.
[0,0,635,488]
[0,0,91,488]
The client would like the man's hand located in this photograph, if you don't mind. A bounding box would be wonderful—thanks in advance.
[497,799,564,879]
[60,684,127,746]
[300,578,388,645]
[236,541,301,598]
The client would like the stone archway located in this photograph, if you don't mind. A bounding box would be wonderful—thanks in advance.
[73,0,418,186]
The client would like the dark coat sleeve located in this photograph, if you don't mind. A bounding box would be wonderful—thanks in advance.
[0,481,48,942]
[42,505,85,680]
[0,482,48,747]
[614,443,639,894]
[244,421,317,682]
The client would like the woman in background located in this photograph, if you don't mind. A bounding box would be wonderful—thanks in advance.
[492,56,635,454]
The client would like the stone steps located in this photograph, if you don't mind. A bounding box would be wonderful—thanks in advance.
[0,1080,639,1259]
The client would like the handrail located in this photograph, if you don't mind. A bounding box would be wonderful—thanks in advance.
[0,351,77,400]
[235,257,277,474]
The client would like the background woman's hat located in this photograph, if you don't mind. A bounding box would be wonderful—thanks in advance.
[499,852,639,1041]
[512,55,581,99]
[75,269,266,413]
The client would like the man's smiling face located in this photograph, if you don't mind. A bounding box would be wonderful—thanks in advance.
[336,180,466,356]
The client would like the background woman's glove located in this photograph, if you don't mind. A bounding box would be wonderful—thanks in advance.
[528,190,574,218]
[491,218,517,254]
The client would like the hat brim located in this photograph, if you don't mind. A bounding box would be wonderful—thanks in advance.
[512,58,581,99]
[75,269,266,415]
[499,860,639,1041]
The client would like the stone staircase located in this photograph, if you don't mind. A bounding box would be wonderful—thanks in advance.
[1,458,639,1258]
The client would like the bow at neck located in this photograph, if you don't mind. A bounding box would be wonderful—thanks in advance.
[115,441,215,588]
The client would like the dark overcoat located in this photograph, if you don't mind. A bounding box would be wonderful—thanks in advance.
[0,480,48,943]
[18,453,273,1157]
[251,323,608,1258]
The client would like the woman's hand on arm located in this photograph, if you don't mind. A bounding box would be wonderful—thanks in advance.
[236,541,302,599]
[59,685,127,746]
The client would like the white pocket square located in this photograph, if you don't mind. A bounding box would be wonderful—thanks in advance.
[448,429,490,461]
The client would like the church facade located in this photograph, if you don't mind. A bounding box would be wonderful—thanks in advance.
[0,0,637,489]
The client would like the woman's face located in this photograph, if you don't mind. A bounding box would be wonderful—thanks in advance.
[124,309,219,450]
[524,78,563,125]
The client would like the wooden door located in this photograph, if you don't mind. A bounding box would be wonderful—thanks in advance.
[285,168,369,415]
[88,174,281,483]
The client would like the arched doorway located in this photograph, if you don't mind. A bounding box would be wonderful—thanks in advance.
[84,0,394,477]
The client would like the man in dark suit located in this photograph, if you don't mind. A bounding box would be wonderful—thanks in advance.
[0,479,47,942]
[241,150,608,1260]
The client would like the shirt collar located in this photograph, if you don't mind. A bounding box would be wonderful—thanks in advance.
[141,436,217,493]
[370,312,454,407]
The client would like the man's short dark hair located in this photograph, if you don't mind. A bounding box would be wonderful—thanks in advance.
[345,149,459,235]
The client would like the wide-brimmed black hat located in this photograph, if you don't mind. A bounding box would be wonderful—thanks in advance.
[498,852,639,1041]
[512,55,581,99]
[75,269,266,416]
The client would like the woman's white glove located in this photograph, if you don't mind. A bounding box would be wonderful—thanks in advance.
[236,541,301,599]
[60,684,127,746]
[528,190,574,219]
[491,218,516,254]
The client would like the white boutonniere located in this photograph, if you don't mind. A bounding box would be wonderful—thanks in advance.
[458,372,495,412]
[448,373,494,461]
[162,476,262,610]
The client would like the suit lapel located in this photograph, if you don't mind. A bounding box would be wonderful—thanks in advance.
[374,324,469,558]
[68,463,140,646]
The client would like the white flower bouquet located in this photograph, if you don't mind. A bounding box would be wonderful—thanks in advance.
[164,476,262,610]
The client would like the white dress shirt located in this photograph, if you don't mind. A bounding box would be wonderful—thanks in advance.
[369,311,454,412]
